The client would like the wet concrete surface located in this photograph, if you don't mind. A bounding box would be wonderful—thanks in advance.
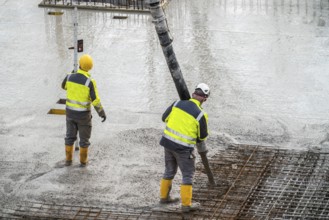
[0,0,329,216]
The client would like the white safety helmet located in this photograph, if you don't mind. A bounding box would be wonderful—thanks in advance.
[195,83,210,98]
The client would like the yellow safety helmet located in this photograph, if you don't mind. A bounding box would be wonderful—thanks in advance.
[79,54,93,71]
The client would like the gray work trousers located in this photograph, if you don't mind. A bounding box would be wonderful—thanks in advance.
[163,147,196,185]
[65,116,92,147]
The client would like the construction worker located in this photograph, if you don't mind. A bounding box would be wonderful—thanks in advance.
[61,54,106,167]
[159,83,210,212]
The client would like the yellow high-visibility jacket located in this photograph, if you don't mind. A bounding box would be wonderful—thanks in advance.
[61,69,103,116]
[160,99,208,152]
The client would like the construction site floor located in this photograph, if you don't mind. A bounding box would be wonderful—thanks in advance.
[2,144,329,219]
[1,0,329,219]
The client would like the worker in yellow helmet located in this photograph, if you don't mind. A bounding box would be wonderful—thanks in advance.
[61,54,106,167]
[159,83,210,212]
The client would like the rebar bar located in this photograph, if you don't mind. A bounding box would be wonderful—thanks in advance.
[4,145,329,219]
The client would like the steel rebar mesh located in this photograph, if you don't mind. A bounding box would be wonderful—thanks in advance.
[237,150,329,219]
[3,145,329,219]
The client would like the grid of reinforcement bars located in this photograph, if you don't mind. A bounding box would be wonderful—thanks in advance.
[237,149,329,219]
[2,145,329,219]
[39,0,168,11]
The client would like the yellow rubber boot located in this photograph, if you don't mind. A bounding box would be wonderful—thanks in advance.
[181,185,200,212]
[80,147,88,167]
[65,145,74,166]
[160,179,179,204]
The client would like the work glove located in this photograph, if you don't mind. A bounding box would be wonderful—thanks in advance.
[196,142,208,154]
[98,110,106,122]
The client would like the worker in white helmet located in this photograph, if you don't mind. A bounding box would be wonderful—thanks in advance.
[159,83,210,212]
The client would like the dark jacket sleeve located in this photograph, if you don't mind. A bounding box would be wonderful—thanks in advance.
[89,80,96,101]
[197,115,208,142]
[61,75,68,90]
[162,101,176,122]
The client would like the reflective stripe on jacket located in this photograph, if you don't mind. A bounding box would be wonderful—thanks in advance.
[161,99,208,150]
[62,69,103,113]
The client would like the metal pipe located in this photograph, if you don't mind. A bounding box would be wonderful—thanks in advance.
[147,0,215,185]
[73,7,78,72]
[73,7,79,151]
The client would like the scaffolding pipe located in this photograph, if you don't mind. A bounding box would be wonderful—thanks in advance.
[147,0,215,186]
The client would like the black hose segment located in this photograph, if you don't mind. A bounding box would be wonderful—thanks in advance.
[148,0,190,100]
[199,152,216,186]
